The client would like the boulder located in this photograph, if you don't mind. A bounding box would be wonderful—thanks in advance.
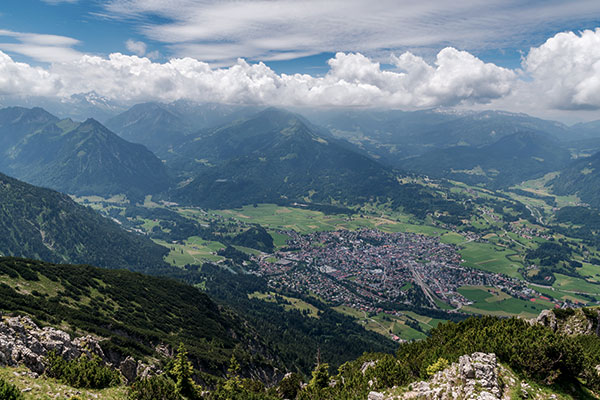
[119,356,138,384]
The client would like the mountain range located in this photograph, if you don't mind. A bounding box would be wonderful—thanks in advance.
[169,108,401,208]
[401,131,573,188]
[103,103,600,202]
[105,101,258,157]
[1,102,599,211]
[0,107,170,200]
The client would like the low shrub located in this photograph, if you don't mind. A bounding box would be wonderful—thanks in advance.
[0,377,24,400]
[45,351,121,389]
[127,375,181,400]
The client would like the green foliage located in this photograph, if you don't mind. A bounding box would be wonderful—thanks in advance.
[170,108,426,213]
[231,226,274,253]
[169,343,202,399]
[426,357,449,376]
[402,131,571,189]
[0,257,274,379]
[0,173,168,271]
[277,373,302,399]
[0,376,24,400]
[287,315,600,399]
[396,316,586,385]
[45,351,121,389]
[307,363,330,391]
[197,264,397,375]
[550,151,600,209]
[525,242,572,267]
[127,375,181,400]
[208,355,278,400]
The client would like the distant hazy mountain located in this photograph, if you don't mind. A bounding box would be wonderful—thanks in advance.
[171,108,400,208]
[0,106,59,149]
[570,120,600,140]
[105,102,193,156]
[0,107,170,200]
[402,131,572,188]
[305,109,571,165]
[0,172,168,270]
[0,93,127,122]
[106,101,258,157]
[550,151,600,208]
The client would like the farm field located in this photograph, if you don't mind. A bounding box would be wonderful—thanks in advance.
[333,305,436,341]
[553,273,600,296]
[249,291,320,318]
[458,242,523,278]
[528,284,590,305]
[215,203,448,237]
[459,285,552,318]
[153,236,225,267]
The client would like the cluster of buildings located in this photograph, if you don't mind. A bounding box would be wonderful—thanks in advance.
[253,229,540,313]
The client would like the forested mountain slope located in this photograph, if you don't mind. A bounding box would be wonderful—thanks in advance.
[0,106,170,200]
[0,172,168,271]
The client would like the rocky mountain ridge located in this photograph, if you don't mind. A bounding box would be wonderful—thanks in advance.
[0,314,157,383]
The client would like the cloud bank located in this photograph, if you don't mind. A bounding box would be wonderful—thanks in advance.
[102,0,600,64]
[0,29,599,112]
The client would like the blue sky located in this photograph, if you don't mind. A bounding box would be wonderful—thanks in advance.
[1,0,600,121]
[2,0,597,71]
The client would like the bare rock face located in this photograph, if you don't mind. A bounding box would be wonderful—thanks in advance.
[534,308,598,336]
[535,310,558,332]
[0,316,105,374]
[368,391,385,400]
[394,353,502,400]
[458,353,500,398]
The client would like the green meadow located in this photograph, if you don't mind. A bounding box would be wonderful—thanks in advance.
[154,236,225,267]
[458,242,523,278]
[459,285,552,318]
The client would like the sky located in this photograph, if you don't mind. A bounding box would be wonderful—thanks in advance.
[1,0,600,122]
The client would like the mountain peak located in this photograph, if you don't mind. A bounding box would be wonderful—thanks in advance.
[256,107,303,124]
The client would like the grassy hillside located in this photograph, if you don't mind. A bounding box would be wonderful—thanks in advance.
[0,257,279,378]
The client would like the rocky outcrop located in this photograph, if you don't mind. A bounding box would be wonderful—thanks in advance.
[375,353,506,400]
[118,355,159,384]
[0,315,163,383]
[0,315,105,374]
[534,310,558,331]
[534,308,598,336]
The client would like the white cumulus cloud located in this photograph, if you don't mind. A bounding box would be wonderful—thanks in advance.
[0,47,516,108]
[125,39,147,56]
[0,52,61,96]
[2,28,600,119]
[523,28,600,110]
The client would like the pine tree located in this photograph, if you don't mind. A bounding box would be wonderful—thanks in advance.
[170,343,200,399]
